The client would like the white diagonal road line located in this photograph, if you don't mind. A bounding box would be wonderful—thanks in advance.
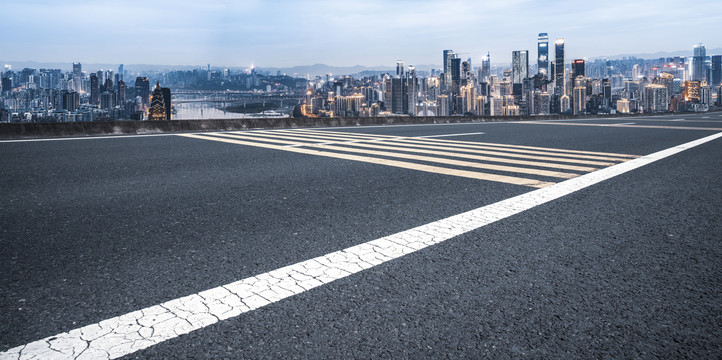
[3,132,721,360]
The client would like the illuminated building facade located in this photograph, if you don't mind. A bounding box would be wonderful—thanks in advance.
[571,59,585,79]
[538,33,549,77]
[617,98,630,113]
[573,86,586,114]
[684,81,701,102]
[148,81,171,121]
[554,38,565,96]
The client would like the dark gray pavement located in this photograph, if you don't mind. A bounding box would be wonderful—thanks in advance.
[1,113,720,358]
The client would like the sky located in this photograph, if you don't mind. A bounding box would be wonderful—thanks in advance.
[2,0,721,68]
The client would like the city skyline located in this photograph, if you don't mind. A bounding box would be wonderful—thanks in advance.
[2,0,721,68]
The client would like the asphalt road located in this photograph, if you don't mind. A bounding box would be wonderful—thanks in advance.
[1,113,721,358]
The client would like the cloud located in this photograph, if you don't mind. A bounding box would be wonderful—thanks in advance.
[1,0,720,67]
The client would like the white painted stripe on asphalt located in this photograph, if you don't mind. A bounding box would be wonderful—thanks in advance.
[3,131,721,360]
[0,132,188,143]
[418,132,486,138]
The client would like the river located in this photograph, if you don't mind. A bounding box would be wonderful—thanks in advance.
[172,101,291,120]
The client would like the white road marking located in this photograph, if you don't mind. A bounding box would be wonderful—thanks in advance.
[613,122,636,125]
[2,132,722,359]
[417,132,486,138]
[0,133,186,143]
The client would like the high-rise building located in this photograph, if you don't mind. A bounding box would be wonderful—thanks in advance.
[396,60,405,78]
[480,52,491,81]
[461,84,476,114]
[512,50,529,85]
[571,59,585,79]
[72,62,82,92]
[711,55,722,86]
[450,57,461,96]
[118,64,124,81]
[443,50,456,91]
[100,91,115,109]
[148,81,171,121]
[1,76,11,93]
[90,73,99,105]
[573,86,586,114]
[437,94,450,116]
[406,65,417,115]
[684,81,701,102]
[560,94,571,113]
[692,44,706,82]
[118,79,126,104]
[390,77,407,114]
[537,33,549,77]
[645,84,668,113]
[554,38,565,96]
[135,77,150,105]
[62,91,80,111]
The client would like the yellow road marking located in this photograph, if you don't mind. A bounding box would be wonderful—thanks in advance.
[297,129,638,158]
[274,130,630,162]
[385,138,629,162]
[310,143,580,179]
[333,139,616,166]
[238,131,382,143]
[230,132,613,166]
[214,132,599,172]
[179,134,555,188]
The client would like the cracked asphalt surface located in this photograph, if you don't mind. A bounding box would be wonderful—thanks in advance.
[1,113,721,358]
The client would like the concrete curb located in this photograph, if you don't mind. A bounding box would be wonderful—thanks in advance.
[0,113,688,139]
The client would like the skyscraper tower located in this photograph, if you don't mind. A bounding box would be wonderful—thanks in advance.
[135,77,150,105]
[512,50,529,96]
[407,65,417,115]
[450,57,461,96]
[148,81,168,121]
[711,55,722,86]
[443,50,456,91]
[90,73,99,105]
[538,33,549,77]
[72,62,82,92]
[396,60,405,78]
[571,59,585,79]
[481,52,491,81]
[554,38,565,96]
[692,44,706,82]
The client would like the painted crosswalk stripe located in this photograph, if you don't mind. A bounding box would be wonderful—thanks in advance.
[295,129,639,158]
[4,131,719,360]
[183,134,555,188]
[271,130,631,162]
[230,131,617,166]
[211,132,602,173]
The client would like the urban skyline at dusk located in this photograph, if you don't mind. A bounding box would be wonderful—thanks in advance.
[2,0,721,67]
